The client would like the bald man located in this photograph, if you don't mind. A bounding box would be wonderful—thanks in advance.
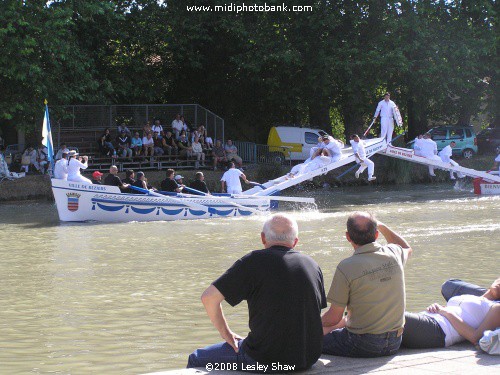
[103,165,130,191]
[187,214,327,372]
[322,212,412,357]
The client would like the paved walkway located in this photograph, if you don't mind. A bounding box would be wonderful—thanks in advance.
[145,343,499,374]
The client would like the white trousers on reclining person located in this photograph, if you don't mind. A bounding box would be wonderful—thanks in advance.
[380,117,394,144]
[447,160,464,178]
[357,158,374,179]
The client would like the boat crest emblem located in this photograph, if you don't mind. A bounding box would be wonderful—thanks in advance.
[66,192,81,212]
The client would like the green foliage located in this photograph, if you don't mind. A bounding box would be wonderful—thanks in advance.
[0,0,496,141]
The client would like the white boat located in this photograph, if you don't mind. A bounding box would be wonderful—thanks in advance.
[51,179,272,222]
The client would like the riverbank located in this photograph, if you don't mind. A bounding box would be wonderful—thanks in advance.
[145,343,499,375]
[0,154,494,202]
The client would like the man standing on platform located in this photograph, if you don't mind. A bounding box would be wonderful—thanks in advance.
[322,212,412,357]
[187,214,327,371]
[220,162,248,194]
[373,92,397,144]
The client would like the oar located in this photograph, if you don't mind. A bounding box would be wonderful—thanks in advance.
[234,195,316,204]
[183,186,209,196]
[246,180,266,189]
[129,185,215,214]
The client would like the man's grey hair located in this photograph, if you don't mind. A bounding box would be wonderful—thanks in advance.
[262,213,298,245]
[346,211,377,246]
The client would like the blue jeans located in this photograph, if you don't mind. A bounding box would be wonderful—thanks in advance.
[187,339,257,370]
[323,328,402,358]
[441,279,487,301]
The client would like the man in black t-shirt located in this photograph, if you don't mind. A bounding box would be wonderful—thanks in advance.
[103,165,130,191]
[187,214,327,372]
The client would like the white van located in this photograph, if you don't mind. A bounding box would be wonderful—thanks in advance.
[267,126,328,161]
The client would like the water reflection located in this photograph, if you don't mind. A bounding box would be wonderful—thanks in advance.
[0,185,498,373]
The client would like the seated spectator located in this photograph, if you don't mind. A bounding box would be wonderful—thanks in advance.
[177,134,193,159]
[143,121,152,137]
[117,130,133,158]
[152,119,163,135]
[190,171,210,194]
[191,125,206,144]
[171,114,183,139]
[21,145,37,173]
[122,169,135,185]
[204,135,214,151]
[212,140,227,171]
[55,143,69,160]
[91,171,103,184]
[117,123,131,137]
[131,132,143,156]
[191,137,206,168]
[98,128,115,156]
[180,116,190,135]
[142,132,154,156]
[224,139,242,167]
[103,165,130,191]
[160,168,184,193]
[162,130,178,158]
[153,132,164,156]
[35,143,49,174]
[0,146,11,177]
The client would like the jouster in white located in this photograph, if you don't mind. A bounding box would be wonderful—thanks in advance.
[67,151,91,184]
[438,142,464,179]
[351,136,376,181]
[221,164,247,194]
[374,92,397,144]
[54,158,69,180]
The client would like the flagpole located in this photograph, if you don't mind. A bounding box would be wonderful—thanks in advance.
[42,99,55,177]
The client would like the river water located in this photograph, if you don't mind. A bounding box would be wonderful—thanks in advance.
[0,183,498,374]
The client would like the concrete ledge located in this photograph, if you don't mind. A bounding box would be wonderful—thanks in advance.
[145,343,500,374]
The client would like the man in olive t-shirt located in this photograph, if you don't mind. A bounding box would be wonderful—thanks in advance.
[322,212,412,357]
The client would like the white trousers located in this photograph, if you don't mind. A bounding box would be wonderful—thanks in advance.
[441,159,464,178]
[68,174,92,184]
[427,155,443,175]
[227,187,242,195]
[380,117,394,144]
[357,158,374,179]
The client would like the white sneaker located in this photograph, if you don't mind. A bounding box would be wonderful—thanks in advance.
[355,171,360,179]
[450,176,456,180]
[368,176,377,181]
[430,173,437,177]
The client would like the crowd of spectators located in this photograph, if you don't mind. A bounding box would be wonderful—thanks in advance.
[93,114,242,170]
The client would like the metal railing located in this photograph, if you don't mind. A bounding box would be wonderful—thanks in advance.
[50,104,224,146]
[234,141,292,166]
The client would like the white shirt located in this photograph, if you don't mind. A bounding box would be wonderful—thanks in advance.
[205,137,213,146]
[54,158,69,180]
[67,158,87,179]
[419,138,438,158]
[438,145,453,163]
[151,124,163,134]
[192,142,203,153]
[323,140,342,159]
[422,295,496,346]
[374,99,396,118]
[142,136,154,146]
[172,119,183,133]
[352,140,367,160]
[221,168,243,193]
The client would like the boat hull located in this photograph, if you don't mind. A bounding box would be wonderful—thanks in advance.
[51,179,270,222]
